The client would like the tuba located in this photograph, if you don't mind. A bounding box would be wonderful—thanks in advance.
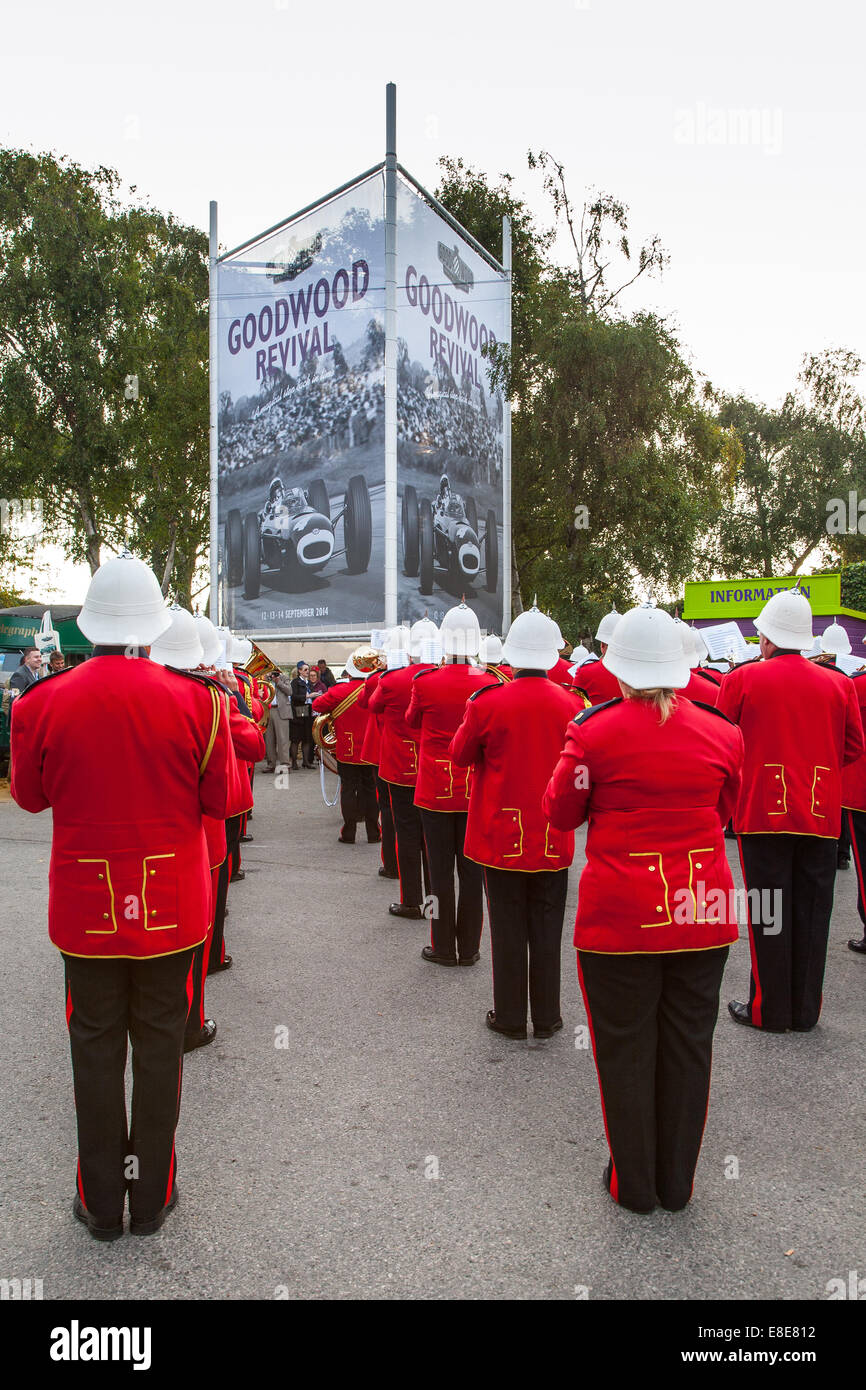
[244,642,282,729]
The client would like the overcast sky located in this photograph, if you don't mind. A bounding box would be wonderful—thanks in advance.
[3,0,864,599]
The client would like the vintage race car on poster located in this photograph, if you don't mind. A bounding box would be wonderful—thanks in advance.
[401,484,498,597]
[224,475,372,600]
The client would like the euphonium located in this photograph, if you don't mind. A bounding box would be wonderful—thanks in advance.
[244,641,281,729]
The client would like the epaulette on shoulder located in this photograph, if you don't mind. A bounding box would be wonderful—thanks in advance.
[573,696,622,726]
[469,682,502,703]
[412,666,439,682]
[166,666,221,691]
[14,666,75,700]
[694,668,720,683]
[689,699,736,725]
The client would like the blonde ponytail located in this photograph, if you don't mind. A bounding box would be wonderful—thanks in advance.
[618,682,678,725]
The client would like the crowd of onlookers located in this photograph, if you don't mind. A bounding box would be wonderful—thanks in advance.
[263,657,338,772]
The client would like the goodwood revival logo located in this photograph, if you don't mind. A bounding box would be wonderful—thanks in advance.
[437,242,474,294]
[266,232,324,284]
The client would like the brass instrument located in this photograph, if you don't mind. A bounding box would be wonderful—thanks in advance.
[244,641,282,729]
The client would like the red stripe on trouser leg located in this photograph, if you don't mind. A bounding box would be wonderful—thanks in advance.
[65,983,73,1029]
[76,1159,87,1210]
[576,954,619,1204]
[737,836,763,1028]
[849,810,866,928]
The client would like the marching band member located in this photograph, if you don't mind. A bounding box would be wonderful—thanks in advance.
[10,554,235,1238]
[406,603,498,966]
[450,606,583,1036]
[717,588,863,1032]
[231,635,261,849]
[358,634,399,879]
[369,618,438,919]
[573,606,622,705]
[544,605,744,1213]
[312,646,380,845]
[843,642,866,952]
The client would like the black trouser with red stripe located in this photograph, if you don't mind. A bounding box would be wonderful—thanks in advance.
[377,772,398,875]
[387,782,429,908]
[186,866,219,1040]
[420,809,483,960]
[337,761,380,842]
[848,809,866,932]
[63,948,194,1224]
[578,946,728,1213]
[211,814,242,970]
[484,866,568,1029]
[738,833,836,1031]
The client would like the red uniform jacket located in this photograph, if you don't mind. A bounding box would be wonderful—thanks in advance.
[680,669,720,706]
[716,652,864,837]
[487,663,513,682]
[368,663,432,785]
[358,671,382,766]
[548,657,582,690]
[10,656,235,959]
[202,686,264,866]
[449,673,583,870]
[842,672,866,812]
[405,661,498,812]
[311,678,370,763]
[544,696,743,953]
[574,659,621,706]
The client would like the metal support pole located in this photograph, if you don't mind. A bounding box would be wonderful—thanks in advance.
[208,200,220,622]
[384,82,398,629]
[502,214,513,633]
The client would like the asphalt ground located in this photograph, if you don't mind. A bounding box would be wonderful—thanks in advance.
[0,768,864,1303]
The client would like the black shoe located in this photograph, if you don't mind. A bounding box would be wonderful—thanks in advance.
[727,1000,787,1032]
[389,903,423,919]
[262,766,276,774]
[848,937,866,954]
[73,1192,124,1242]
[207,954,233,975]
[230,869,245,883]
[184,1019,217,1053]
[240,833,253,843]
[421,946,458,966]
[130,1184,179,1236]
[378,867,399,879]
[485,1010,526,1040]
[458,952,480,967]
[533,1017,563,1039]
[338,835,356,845]
[302,760,316,769]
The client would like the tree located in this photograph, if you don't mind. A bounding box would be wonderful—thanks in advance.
[712,350,866,578]
[0,149,209,603]
[435,154,737,633]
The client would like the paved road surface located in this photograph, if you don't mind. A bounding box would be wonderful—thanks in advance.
[0,773,863,1300]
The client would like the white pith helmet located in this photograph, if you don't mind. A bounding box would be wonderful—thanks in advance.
[754,587,813,650]
[232,635,253,665]
[409,615,442,663]
[150,605,205,670]
[344,645,380,679]
[595,606,621,645]
[479,633,503,665]
[570,643,591,666]
[77,551,171,647]
[192,614,223,666]
[820,621,851,655]
[440,601,481,658]
[603,606,691,690]
[676,621,700,670]
[501,605,562,671]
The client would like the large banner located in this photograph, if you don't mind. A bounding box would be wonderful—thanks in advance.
[216,174,386,635]
[396,177,509,632]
